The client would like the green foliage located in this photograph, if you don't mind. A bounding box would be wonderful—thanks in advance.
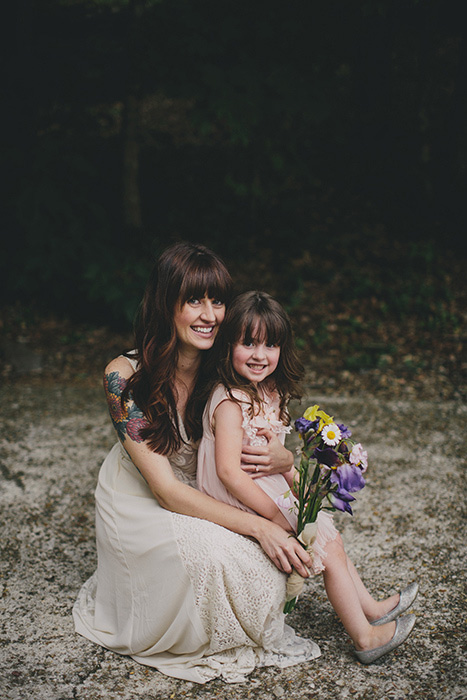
[311,322,330,348]
[83,255,152,324]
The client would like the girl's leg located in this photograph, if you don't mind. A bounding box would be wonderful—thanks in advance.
[322,534,396,650]
[345,555,399,622]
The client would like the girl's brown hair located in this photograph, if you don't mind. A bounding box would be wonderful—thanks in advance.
[216,291,304,423]
[124,242,232,454]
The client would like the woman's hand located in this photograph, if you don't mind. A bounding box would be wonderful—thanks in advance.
[241,428,294,478]
[254,519,311,577]
[270,509,293,531]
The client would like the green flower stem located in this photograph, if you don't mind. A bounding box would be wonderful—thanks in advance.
[284,597,297,614]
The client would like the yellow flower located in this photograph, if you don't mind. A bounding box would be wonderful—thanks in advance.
[303,404,334,431]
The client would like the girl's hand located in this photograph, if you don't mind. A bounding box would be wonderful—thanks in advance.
[255,519,311,577]
[241,428,294,478]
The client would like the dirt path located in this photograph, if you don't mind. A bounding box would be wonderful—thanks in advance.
[0,381,465,700]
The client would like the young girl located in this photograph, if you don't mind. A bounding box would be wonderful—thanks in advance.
[197,291,417,664]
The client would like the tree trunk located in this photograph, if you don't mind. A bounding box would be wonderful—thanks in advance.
[122,0,145,232]
[123,92,143,230]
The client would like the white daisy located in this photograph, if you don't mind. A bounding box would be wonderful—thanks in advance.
[321,423,341,446]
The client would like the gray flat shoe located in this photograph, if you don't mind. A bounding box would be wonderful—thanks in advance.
[354,614,416,664]
[371,582,419,626]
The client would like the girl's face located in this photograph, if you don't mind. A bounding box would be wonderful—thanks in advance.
[174,295,225,353]
[232,338,281,385]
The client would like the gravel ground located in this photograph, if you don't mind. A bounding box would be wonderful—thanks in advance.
[0,379,466,700]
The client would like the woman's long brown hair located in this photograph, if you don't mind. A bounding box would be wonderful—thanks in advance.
[123,242,232,454]
[215,291,304,423]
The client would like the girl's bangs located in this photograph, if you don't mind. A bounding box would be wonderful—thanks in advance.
[241,311,288,346]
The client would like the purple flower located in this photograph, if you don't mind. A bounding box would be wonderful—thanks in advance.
[337,423,352,439]
[331,461,366,494]
[338,440,351,455]
[312,447,340,467]
[328,490,355,514]
[295,417,314,434]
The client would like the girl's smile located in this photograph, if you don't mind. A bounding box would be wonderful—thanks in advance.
[232,340,280,384]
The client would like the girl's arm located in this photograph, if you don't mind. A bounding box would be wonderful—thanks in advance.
[241,427,294,477]
[283,466,296,489]
[213,399,291,529]
[104,357,310,576]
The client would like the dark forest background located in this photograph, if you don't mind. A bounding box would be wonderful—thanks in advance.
[1,0,465,397]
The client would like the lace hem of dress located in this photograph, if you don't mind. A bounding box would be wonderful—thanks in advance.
[171,512,321,683]
[173,625,321,683]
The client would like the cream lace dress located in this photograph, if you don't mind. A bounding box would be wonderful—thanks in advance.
[73,363,321,684]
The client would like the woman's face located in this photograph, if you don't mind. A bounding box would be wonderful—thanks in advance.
[174,295,225,353]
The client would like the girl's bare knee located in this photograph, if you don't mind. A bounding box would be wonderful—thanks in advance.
[323,533,346,568]
[327,532,344,552]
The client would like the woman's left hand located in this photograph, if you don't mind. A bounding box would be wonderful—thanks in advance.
[241,428,294,478]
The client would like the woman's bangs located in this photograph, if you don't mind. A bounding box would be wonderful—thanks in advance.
[179,262,231,305]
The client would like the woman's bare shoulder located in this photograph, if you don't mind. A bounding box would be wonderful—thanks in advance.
[104,354,135,380]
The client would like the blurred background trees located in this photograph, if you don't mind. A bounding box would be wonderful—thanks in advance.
[1,0,465,333]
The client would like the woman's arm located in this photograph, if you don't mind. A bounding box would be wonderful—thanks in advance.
[104,357,310,576]
[213,399,291,529]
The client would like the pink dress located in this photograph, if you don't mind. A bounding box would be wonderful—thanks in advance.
[197,384,337,574]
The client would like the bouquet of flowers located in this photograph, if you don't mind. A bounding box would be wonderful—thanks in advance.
[283,404,368,613]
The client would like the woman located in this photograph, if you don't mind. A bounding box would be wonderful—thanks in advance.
[73,242,319,684]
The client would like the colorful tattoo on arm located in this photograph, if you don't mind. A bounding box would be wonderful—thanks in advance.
[104,371,148,443]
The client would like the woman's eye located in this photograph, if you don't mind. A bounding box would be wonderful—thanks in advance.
[212,299,224,307]
[187,298,200,305]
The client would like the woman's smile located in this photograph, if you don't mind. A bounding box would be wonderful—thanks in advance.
[191,324,215,335]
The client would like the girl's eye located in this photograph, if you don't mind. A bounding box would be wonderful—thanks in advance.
[212,299,224,307]
[187,298,200,305]
[267,343,278,349]
[243,342,254,348]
